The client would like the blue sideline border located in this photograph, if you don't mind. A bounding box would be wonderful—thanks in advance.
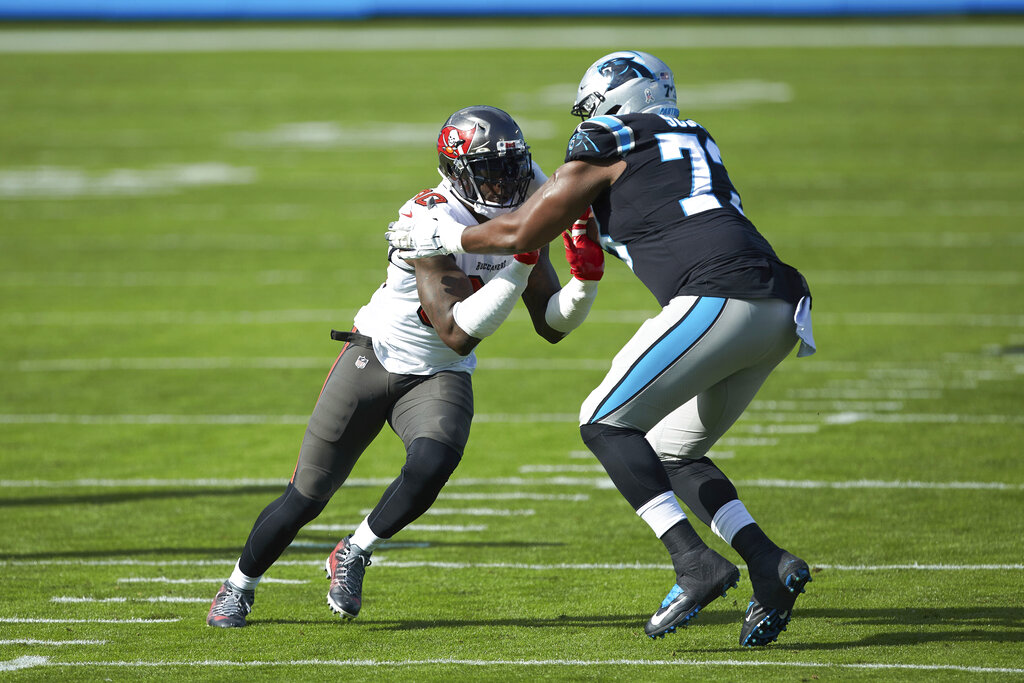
[2,0,1023,20]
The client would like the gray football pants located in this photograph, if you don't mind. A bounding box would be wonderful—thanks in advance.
[291,338,474,501]
[580,295,799,461]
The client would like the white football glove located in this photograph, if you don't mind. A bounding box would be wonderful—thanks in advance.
[385,212,467,259]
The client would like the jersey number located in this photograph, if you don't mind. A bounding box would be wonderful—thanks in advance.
[417,275,484,328]
[654,130,728,216]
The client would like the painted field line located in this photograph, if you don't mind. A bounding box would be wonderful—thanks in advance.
[0,618,179,624]
[4,269,1018,289]
[7,357,609,372]
[4,558,1021,571]
[4,309,1021,327]
[438,492,590,502]
[117,577,304,585]
[520,465,604,473]
[5,656,1022,675]
[0,413,580,425]
[2,24,1022,54]
[51,596,207,604]
[307,524,486,533]
[358,507,535,517]
[1,477,1020,491]
[0,640,107,646]
[3,411,1020,426]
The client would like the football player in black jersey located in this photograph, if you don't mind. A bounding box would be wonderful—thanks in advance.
[387,51,816,647]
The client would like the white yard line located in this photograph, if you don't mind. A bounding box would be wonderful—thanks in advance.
[1,477,1020,490]
[6,357,609,372]
[4,558,1021,570]
[3,309,1022,327]
[4,269,1016,288]
[0,617,179,624]
[358,507,535,517]
[438,492,590,501]
[1,25,1022,54]
[2,656,1021,674]
[2,410,1020,426]
[307,523,486,533]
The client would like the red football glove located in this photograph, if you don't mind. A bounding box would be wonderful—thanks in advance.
[514,250,540,265]
[563,209,604,281]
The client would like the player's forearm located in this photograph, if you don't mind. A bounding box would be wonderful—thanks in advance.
[460,215,550,255]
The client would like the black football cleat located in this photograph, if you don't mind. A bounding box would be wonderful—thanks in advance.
[645,547,741,639]
[206,581,255,628]
[325,535,372,619]
[739,549,811,647]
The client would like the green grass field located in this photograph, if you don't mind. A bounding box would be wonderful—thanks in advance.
[1,19,1022,680]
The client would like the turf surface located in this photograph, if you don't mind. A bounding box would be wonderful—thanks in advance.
[1,19,1022,681]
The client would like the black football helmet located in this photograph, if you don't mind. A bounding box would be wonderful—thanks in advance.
[437,105,533,215]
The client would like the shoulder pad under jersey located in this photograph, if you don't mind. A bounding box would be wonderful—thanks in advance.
[564,115,636,163]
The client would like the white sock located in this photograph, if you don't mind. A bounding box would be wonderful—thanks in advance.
[636,491,687,538]
[228,561,261,591]
[710,499,756,545]
[349,516,387,553]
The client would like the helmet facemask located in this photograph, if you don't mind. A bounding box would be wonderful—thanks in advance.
[447,145,532,211]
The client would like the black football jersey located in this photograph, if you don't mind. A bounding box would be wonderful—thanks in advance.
[564,113,808,306]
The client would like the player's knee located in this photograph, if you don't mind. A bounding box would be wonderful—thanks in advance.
[405,437,463,485]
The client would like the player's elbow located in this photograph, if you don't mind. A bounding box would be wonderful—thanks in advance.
[537,327,566,344]
[440,328,480,356]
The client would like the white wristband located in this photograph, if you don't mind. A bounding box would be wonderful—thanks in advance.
[437,220,466,255]
[452,259,533,339]
[544,278,599,333]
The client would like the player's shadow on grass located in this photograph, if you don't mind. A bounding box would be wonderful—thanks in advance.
[1,539,555,561]
[263,614,653,630]
[0,486,283,508]
[696,606,1024,651]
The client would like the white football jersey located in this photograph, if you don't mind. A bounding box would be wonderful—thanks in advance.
[353,164,547,375]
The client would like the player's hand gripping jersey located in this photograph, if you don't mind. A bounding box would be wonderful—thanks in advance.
[354,168,546,376]
[565,114,809,307]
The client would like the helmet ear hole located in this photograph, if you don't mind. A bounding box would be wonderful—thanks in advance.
[605,105,621,116]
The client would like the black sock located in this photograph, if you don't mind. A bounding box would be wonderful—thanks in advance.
[660,520,707,575]
[731,523,779,567]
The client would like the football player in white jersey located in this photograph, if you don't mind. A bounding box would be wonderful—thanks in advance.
[207,106,604,628]
[387,54,815,647]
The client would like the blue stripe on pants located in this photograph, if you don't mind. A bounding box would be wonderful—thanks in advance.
[589,296,726,424]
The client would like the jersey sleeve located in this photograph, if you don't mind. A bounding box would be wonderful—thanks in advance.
[564,115,636,163]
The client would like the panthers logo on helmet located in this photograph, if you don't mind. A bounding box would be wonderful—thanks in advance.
[597,57,656,90]
[438,125,476,160]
